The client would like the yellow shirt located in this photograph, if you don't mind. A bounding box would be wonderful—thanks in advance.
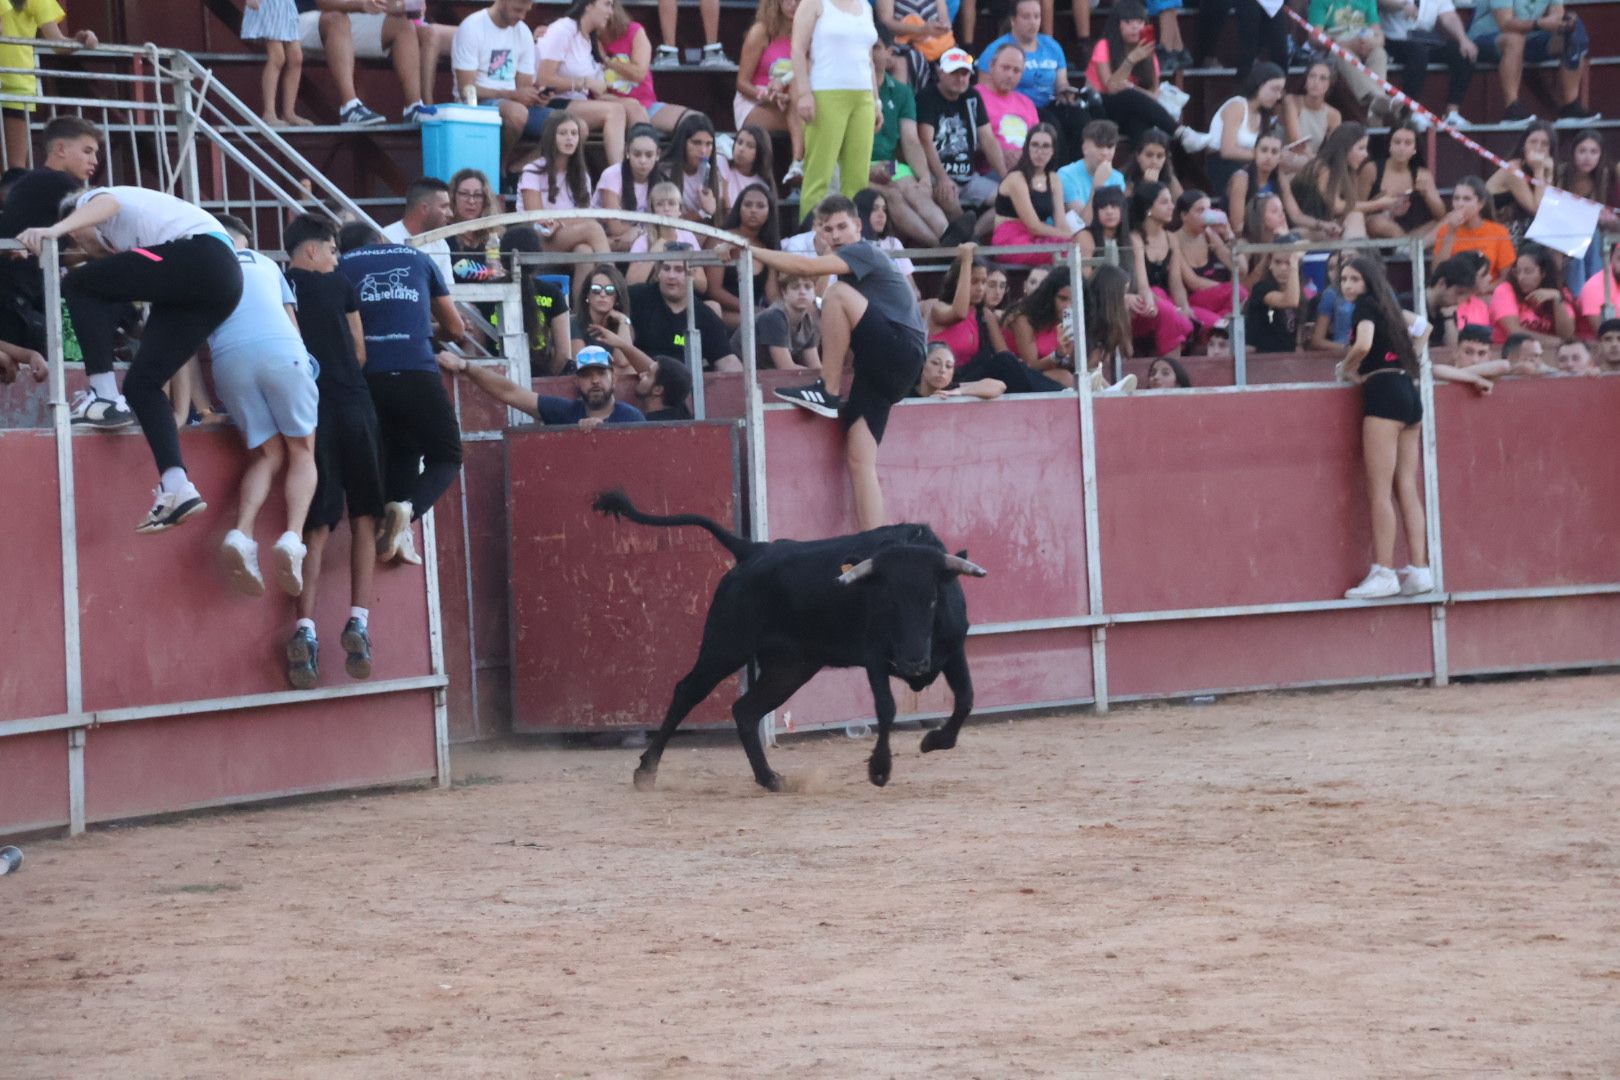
[0,0,69,98]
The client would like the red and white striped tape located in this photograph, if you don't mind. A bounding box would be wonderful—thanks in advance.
[1282,8,1614,213]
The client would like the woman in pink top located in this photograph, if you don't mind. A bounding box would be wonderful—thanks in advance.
[534,0,644,162]
[517,112,611,293]
[735,0,806,183]
[595,125,660,250]
[1088,0,1211,151]
[1489,245,1576,347]
[595,0,690,133]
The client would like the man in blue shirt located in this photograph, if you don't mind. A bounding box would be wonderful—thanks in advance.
[437,344,646,427]
[337,222,466,566]
[974,0,1092,163]
[1467,0,1599,123]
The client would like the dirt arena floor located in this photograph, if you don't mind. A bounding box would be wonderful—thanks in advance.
[5,676,1619,1078]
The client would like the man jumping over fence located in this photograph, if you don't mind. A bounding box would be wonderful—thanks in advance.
[748,194,928,531]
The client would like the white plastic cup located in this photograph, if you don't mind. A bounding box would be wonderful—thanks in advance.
[0,846,22,875]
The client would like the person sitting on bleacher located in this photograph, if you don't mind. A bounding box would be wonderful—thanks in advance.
[1281,59,1343,159]
[1595,318,1620,372]
[735,0,805,187]
[654,111,727,227]
[910,339,1007,399]
[1057,118,1123,226]
[975,0,1092,178]
[1086,0,1212,151]
[916,48,1007,238]
[594,123,657,250]
[516,111,612,293]
[1363,120,1446,240]
[1431,176,1515,284]
[989,121,1074,266]
[865,40,960,247]
[925,245,1067,392]
[440,342,646,425]
[636,354,694,420]
[1308,0,1393,121]
[452,0,555,174]
[1245,245,1304,352]
[595,0,691,136]
[1379,0,1479,131]
[534,0,643,164]
[628,244,743,372]
[873,0,957,91]
[294,0,440,125]
[1427,251,1493,341]
[1288,122,1371,241]
[571,262,649,375]
[975,45,1042,172]
[1486,121,1556,244]
[1466,0,1600,124]
[734,270,822,370]
[1204,62,1289,198]
[1490,241,1576,346]
[1500,330,1559,376]
[1577,238,1620,336]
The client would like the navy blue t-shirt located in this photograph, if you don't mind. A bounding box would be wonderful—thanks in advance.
[534,396,645,425]
[337,244,448,375]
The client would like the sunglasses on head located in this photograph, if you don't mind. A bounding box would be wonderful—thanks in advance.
[589,283,617,295]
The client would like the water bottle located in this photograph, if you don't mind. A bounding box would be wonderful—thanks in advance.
[0,846,22,875]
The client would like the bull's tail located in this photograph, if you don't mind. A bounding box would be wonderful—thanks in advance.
[593,489,757,562]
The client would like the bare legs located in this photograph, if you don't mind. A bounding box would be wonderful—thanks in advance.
[299,515,378,623]
[817,282,885,530]
[1362,416,1426,569]
[234,434,318,539]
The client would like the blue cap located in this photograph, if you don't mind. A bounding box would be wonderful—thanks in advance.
[575,345,613,370]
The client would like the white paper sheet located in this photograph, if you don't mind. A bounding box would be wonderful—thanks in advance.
[1526,186,1602,259]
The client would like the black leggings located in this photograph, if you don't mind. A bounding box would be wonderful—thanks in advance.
[959,349,1066,394]
[365,369,464,518]
[1195,0,1290,70]
[62,235,244,474]
[1098,89,1181,144]
[1386,33,1475,109]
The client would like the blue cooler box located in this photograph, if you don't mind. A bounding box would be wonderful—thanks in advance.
[421,104,502,184]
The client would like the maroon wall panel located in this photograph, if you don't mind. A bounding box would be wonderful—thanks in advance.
[1108,607,1433,699]
[0,732,70,837]
[1447,596,1620,675]
[71,430,432,713]
[1436,378,1620,593]
[1093,386,1419,613]
[83,694,437,822]
[0,432,67,723]
[432,463,476,743]
[506,422,742,732]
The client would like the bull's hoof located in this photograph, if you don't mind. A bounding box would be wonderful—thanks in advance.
[632,767,657,791]
[867,757,891,787]
[919,729,957,754]
[759,771,784,793]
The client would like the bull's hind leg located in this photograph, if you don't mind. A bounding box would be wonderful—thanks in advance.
[732,660,820,792]
[634,650,747,790]
[920,649,974,754]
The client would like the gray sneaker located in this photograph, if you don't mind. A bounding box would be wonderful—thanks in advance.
[651,45,680,69]
[286,626,319,690]
[341,617,373,680]
[698,45,735,69]
[136,482,206,534]
[340,100,387,127]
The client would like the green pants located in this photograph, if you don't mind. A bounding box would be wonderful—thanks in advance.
[800,89,875,223]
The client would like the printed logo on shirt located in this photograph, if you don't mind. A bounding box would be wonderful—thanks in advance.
[357,268,422,304]
[997,114,1029,149]
[486,48,515,81]
[672,333,686,347]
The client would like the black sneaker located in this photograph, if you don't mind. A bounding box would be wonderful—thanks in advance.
[1501,101,1536,126]
[1157,46,1182,75]
[939,212,978,246]
[286,627,319,690]
[1557,102,1602,125]
[774,379,842,418]
[341,617,373,680]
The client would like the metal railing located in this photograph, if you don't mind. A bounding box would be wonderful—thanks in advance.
[1,36,379,249]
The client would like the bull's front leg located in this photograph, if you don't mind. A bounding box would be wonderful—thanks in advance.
[865,665,898,787]
[920,648,973,754]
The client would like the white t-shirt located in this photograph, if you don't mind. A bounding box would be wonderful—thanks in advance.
[1382,0,1456,39]
[75,186,221,252]
[533,17,599,99]
[516,159,591,210]
[593,163,650,210]
[382,219,455,284]
[452,8,537,92]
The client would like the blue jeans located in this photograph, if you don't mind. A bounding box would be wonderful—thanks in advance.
[1473,18,1590,71]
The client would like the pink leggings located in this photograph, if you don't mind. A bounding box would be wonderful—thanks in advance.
[1189,280,1244,328]
[1130,287,1194,355]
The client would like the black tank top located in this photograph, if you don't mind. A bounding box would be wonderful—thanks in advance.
[995,181,1056,223]
[1141,234,1171,291]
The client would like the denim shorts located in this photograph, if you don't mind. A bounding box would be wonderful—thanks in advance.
[1473,19,1588,70]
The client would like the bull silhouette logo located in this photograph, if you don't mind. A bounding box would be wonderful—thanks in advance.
[358,268,422,304]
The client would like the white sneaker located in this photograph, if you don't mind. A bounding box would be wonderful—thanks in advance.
[1345,565,1401,600]
[783,159,804,187]
[1398,564,1434,596]
[698,45,735,69]
[136,481,207,534]
[271,530,307,597]
[1088,368,1107,393]
[395,527,425,567]
[69,389,136,430]
[1107,374,1138,394]
[1440,109,1471,131]
[221,529,265,596]
[377,500,413,563]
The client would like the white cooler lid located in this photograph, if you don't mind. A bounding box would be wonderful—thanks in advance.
[424,104,503,126]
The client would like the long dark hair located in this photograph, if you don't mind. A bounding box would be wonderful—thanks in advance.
[937,255,989,306]
[1305,121,1367,221]
[1014,121,1064,189]
[1557,128,1614,202]
[1130,179,1168,238]
[1508,241,1562,306]
[1102,0,1156,90]
[726,181,782,249]
[1124,127,1179,193]
[615,123,660,213]
[1509,119,1558,165]
[1150,355,1192,387]
[574,262,632,327]
[1009,263,1071,332]
[564,0,606,50]
[730,125,778,200]
[1172,187,1209,233]
[1346,255,1417,377]
[1380,119,1430,174]
[1242,61,1285,135]
[1086,264,1132,362]
[1452,175,1495,222]
[537,111,592,209]
[658,111,722,208]
[1087,186,1130,249]
[852,187,895,242]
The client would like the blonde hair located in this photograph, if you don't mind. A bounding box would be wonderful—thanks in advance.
[649,180,682,211]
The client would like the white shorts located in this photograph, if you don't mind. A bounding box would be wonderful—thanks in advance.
[213,348,320,449]
[297,11,390,60]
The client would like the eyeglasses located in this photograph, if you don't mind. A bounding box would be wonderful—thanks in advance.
[455,189,485,201]
[588,283,617,295]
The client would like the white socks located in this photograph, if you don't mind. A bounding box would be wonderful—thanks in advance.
[350,606,369,626]
[88,372,118,399]
[296,617,315,632]
[159,467,189,494]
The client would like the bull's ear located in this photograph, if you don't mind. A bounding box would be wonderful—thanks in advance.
[955,549,969,561]
[837,558,876,585]
[941,553,988,578]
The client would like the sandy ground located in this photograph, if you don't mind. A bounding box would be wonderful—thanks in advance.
[4,676,1619,1079]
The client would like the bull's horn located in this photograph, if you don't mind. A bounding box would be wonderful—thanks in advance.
[837,559,876,585]
[942,554,988,577]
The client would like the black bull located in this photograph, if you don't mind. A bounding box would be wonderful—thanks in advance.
[593,491,987,791]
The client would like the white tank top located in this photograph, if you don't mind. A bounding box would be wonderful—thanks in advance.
[1207,96,1258,157]
[809,0,877,92]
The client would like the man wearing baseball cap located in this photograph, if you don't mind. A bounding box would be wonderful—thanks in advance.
[437,344,646,428]
[916,46,1007,235]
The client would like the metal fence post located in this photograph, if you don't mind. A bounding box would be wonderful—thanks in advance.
[1411,235,1449,687]
[1070,241,1108,713]
[684,270,705,420]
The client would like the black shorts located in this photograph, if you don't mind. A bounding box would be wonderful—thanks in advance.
[1361,370,1422,425]
[841,306,927,444]
[307,391,386,532]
